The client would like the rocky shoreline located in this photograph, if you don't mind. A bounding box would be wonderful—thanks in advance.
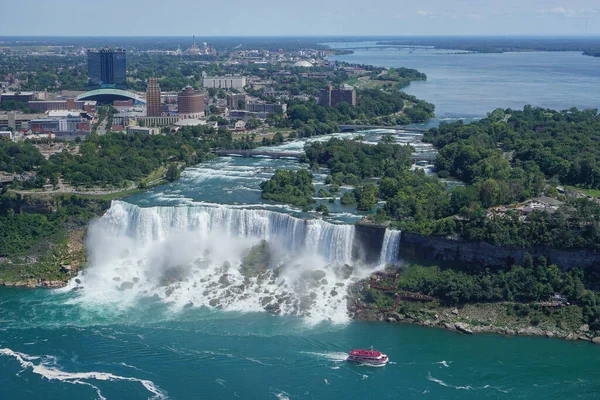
[353,306,600,345]
[0,279,68,288]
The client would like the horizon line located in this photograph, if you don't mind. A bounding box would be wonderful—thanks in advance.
[2,34,600,38]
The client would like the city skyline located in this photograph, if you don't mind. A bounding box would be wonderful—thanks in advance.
[1,0,600,36]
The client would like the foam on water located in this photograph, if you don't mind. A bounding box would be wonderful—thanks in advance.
[427,373,510,393]
[0,348,166,399]
[300,351,349,362]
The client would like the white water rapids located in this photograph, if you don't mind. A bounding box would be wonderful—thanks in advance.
[65,201,402,324]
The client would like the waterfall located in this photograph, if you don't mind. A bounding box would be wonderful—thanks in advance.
[68,201,379,323]
[305,219,355,265]
[98,201,354,259]
[379,229,402,265]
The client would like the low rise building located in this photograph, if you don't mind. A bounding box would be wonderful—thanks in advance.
[0,130,14,140]
[246,101,286,114]
[30,111,92,133]
[126,126,160,135]
[202,76,247,90]
[0,91,35,103]
[28,100,97,113]
[233,120,246,131]
[0,112,51,130]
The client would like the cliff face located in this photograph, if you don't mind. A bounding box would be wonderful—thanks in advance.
[353,223,387,264]
[400,232,600,271]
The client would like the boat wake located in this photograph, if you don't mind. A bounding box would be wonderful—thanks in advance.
[0,348,167,399]
[300,351,349,362]
[427,373,510,393]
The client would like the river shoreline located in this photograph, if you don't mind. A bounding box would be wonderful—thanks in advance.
[352,302,600,345]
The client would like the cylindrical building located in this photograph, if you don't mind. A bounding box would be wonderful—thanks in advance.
[177,86,204,117]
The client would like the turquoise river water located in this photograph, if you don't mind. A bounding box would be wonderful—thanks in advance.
[2,49,600,399]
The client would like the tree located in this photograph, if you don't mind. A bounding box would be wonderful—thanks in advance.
[165,164,180,182]
[316,204,329,216]
[341,192,356,205]
[354,184,379,211]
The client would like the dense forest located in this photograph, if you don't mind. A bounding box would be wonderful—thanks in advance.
[426,107,600,189]
[300,126,600,250]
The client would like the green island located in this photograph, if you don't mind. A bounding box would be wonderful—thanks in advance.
[260,105,600,340]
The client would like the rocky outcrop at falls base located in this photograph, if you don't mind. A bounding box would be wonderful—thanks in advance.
[240,240,272,278]
[353,303,600,345]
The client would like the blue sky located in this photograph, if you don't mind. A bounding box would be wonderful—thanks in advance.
[1,0,599,36]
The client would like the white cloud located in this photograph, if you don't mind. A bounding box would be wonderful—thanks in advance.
[537,6,597,17]
[467,13,482,19]
[416,10,435,17]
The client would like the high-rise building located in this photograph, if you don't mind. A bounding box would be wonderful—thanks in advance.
[146,77,162,117]
[177,86,204,117]
[318,84,356,107]
[87,47,127,89]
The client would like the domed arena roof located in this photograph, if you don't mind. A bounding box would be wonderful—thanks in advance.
[76,88,145,104]
[292,60,313,68]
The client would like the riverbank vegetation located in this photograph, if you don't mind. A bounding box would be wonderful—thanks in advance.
[359,255,600,334]
[0,194,109,284]
[274,90,434,137]
[0,194,107,258]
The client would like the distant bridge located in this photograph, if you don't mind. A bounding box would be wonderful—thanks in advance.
[215,149,437,163]
[412,153,437,164]
[339,45,433,52]
[339,125,428,132]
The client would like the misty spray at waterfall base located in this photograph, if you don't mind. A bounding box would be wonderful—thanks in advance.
[64,201,401,324]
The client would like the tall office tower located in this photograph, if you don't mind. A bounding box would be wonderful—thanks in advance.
[146,77,162,117]
[87,47,127,89]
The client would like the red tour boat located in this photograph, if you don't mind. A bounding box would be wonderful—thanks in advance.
[347,347,389,365]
